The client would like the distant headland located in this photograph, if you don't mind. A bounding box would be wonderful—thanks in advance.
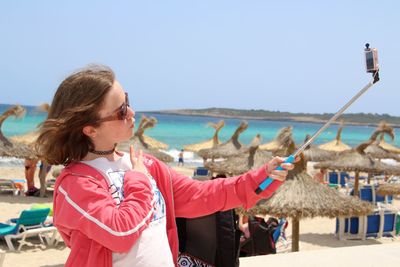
[152,108,400,128]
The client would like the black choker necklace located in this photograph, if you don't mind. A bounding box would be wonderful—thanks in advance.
[89,144,116,155]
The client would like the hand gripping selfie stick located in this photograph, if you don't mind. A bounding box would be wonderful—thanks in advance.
[255,43,380,194]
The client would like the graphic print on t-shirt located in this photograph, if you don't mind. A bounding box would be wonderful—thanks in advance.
[107,170,125,206]
[149,178,166,222]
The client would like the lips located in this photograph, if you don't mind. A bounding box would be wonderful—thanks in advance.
[130,117,135,128]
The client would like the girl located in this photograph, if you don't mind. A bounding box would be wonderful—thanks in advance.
[35,65,293,267]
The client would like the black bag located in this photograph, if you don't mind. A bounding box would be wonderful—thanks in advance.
[240,216,279,256]
[176,210,240,267]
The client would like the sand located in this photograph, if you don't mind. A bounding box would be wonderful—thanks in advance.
[1,165,399,267]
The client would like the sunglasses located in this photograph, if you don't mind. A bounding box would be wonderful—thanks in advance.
[96,92,130,123]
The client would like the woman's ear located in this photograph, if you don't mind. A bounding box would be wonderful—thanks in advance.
[82,125,97,138]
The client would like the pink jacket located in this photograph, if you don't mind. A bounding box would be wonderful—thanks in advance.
[53,154,282,267]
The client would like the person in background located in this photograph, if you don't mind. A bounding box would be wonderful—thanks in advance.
[24,158,39,196]
[313,168,327,184]
[35,65,294,267]
[178,149,184,166]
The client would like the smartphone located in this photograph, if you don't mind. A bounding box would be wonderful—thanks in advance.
[365,48,379,73]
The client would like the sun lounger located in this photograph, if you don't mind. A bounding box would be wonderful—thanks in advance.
[0,249,5,267]
[0,208,57,250]
[192,167,211,181]
[0,179,25,196]
[336,216,365,240]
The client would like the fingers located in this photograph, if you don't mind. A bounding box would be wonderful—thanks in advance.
[267,155,297,182]
[130,145,138,166]
[269,169,289,181]
[280,163,294,171]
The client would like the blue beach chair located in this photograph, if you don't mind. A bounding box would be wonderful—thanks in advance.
[359,185,374,203]
[364,212,381,238]
[382,211,397,237]
[328,172,339,185]
[0,208,56,250]
[193,167,211,181]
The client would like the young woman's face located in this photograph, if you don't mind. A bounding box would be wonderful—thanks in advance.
[94,80,135,146]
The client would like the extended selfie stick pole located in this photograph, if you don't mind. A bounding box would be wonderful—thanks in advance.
[255,46,380,194]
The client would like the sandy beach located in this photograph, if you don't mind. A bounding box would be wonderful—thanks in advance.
[1,165,399,267]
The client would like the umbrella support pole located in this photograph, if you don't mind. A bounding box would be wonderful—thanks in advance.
[291,217,300,252]
[354,171,360,197]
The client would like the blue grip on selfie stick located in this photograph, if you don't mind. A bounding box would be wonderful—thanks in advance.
[255,155,295,194]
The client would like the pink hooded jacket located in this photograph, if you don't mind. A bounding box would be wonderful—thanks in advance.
[53,154,282,267]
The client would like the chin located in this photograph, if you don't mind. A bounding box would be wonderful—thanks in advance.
[126,129,134,139]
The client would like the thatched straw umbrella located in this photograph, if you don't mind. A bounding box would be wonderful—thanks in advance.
[10,131,39,145]
[364,144,400,161]
[184,120,224,153]
[259,126,292,153]
[239,133,373,252]
[376,183,400,196]
[367,121,398,159]
[204,134,273,175]
[378,139,400,154]
[137,115,169,150]
[0,105,37,159]
[117,115,173,163]
[375,122,400,154]
[197,121,249,159]
[9,103,51,146]
[318,121,351,152]
[315,127,400,196]
[301,134,338,162]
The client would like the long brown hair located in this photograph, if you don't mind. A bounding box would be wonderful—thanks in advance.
[35,65,115,165]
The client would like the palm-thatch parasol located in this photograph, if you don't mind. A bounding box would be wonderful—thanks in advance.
[376,121,400,154]
[204,134,273,175]
[363,122,399,160]
[9,103,51,146]
[318,121,351,152]
[301,134,338,162]
[259,126,293,154]
[238,132,373,252]
[0,105,37,159]
[376,183,400,196]
[378,139,400,154]
[117,115,173,163]
[364,144,400,161]
[137,115,169,150]
[184,120,225,153]
[10,131,39,145]
[197,121,249,159]
[315,127,400,196]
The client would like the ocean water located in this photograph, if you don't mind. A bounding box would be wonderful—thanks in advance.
[1,104,399,166]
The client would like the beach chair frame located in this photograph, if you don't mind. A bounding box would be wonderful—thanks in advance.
[0,249,5,267]
[4,225,57,251]
[336,216,365,240]
[0,208,57,251]
[0,179,22,196]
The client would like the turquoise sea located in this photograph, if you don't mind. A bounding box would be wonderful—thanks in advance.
[1,104,399,166]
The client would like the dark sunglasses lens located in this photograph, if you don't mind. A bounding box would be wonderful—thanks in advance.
[118,103,128,120]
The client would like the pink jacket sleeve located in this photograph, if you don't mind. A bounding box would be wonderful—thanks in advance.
[146,157,282,218]
[54,170,154,253]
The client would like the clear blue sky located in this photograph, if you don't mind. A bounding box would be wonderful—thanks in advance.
[1,1,399,115]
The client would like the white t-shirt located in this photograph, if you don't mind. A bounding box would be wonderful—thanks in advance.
[83,153,174,267]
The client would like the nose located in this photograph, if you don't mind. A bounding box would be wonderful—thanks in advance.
[127,106,135,120]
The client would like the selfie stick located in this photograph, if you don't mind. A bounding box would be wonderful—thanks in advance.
[255,44,380,194]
